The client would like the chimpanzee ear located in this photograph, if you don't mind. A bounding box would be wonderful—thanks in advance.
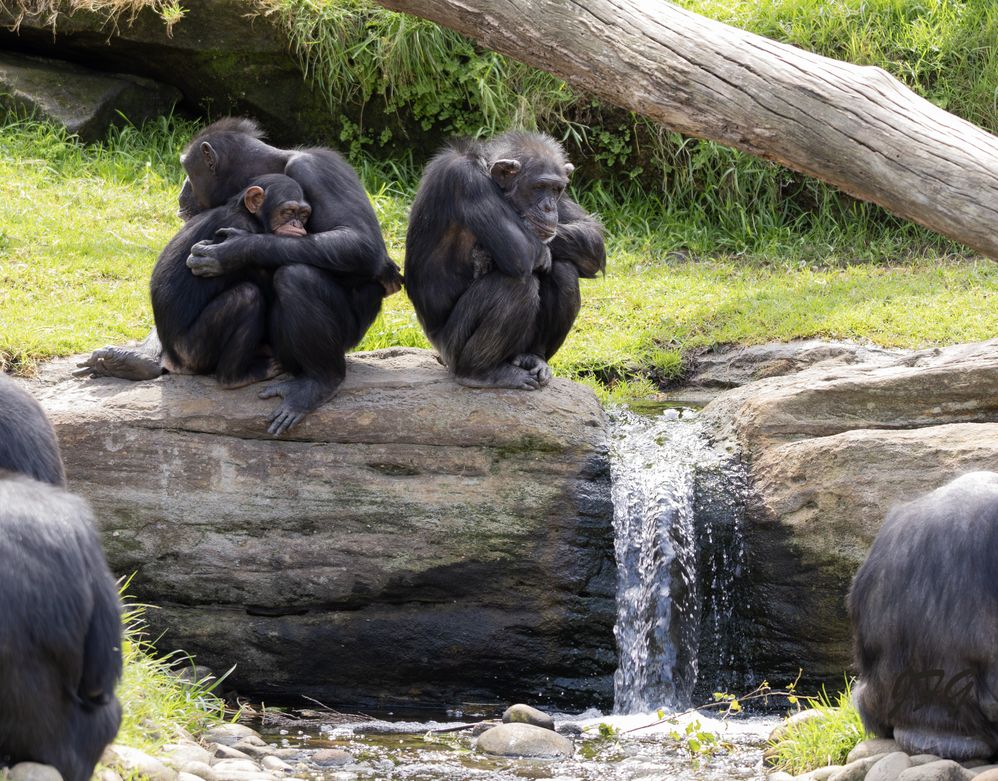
[201,141,218,174]
[489,158,521,188]
[564,162,575,177]
[243,185,265,214]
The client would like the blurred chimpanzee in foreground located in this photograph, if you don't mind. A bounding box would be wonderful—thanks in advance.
[849,471,998,760]
[0,374,123,781]
[405,131,605,390]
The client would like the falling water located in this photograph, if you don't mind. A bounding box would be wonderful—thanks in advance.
[608,405,750,715]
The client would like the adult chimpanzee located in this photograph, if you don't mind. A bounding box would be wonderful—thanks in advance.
[78,117,402,435]
[404,130,604,390]
[848,471,998,760]
[0,375,122,781]
[151,173,311,389]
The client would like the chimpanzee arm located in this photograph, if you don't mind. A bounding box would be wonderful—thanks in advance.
[550,197,606,278]
[78,525,122,707]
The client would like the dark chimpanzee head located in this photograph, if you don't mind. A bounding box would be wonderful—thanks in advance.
[241,174,311,238]
[485,131,574,243]
[178,117,284,221]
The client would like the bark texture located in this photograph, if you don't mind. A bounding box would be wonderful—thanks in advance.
[377,0,998,259]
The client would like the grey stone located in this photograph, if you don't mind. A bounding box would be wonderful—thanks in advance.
[0,52,179,141]
[848,741,903,764]
[259,757,294,774]
[310,750,352,768]
[502,704,555,731]
[8,764,63,781]
[476,723,574,758]
[180,762,217,781]
[162,744,213,770]
[178,774,207,781]
[209,761,261,775]
[768,773,795,781]
[231,741,275,759]
[97,770,122,781]
[203,724,263,748]
[28,347,615,710]
[970,770,998,780]
[801,766,843,781]
[829,755,890,781]
[867,752,914,781]
[768,708,827,743]
[897,760,974,781]
[912,758,945,767]
[103,746,177,781]
[211,746,252,762]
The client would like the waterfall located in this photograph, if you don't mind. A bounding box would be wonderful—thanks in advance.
[609,406,750,715]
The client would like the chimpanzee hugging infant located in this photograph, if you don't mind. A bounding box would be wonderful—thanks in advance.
[77,120,604,431]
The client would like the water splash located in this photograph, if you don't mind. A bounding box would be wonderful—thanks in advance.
[609,406,749,715]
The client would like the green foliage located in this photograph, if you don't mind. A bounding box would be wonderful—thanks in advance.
[116,589,229,753]
[768,684,873,775]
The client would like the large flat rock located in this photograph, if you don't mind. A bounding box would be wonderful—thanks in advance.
[26,348,616,710]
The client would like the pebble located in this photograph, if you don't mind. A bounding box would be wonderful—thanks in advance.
[502,704,556,731]
[801,766,843,781]
[866,752,913,781]
[8,764,63,781]
[103,745,178,781]
[829,754,890,781]
[477,723,574,758]
[162,744,214,770]
[897,760,974,781]
[181,762,218,781]
[310,749,353,767]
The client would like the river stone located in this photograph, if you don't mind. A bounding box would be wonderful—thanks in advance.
[203,725,262,747]
[476,723,574,758]
[767,773,795,781]
[27,347,615,710]
[829,755,890,781]
[178,774,207,781]
[8,765,62,781]
[211,746,252,762]
[897,760,974,781]
[209,761,260,775]
[231,741,275,759]
[162,744,214,770]
[97,769,122,781]
[849,741,904,764]
[181,762,217,781]
[699,339,998,689]
[0,51,179,141]
[259,757,293,773]
[310,750,352,768]
[970,770,998,780]
[801,766,844,781]
[867,752,914,781]
[502,704,556,731]
[768,708,826,743]
[912,758,946,767]
[103,746,177,781]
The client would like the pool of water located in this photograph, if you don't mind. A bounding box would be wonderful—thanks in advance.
[260,709,780,781]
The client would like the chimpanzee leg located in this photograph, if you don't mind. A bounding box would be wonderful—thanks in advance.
[73,330,164,381]
[174,282,273,388]
[433,271,542,390]
[261,266,382,435]
[509,260,581,386]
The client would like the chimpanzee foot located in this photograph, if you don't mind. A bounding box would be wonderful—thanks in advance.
[258,376,337,436]
[218,358,283,390]
[512,353,553,386]
[455,363,540,391]
[73,346,164,381]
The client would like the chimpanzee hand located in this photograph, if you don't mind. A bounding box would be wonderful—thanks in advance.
[214,226,251,241]
[378,259,405,295]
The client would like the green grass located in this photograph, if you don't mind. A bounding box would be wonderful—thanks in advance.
[115,593,228,754]
[768,686,872,775]
[1,115,995,400]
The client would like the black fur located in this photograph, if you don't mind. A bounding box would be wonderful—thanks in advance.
[405,131,605,390]
[0,380,122,781]
[848,471,998,760]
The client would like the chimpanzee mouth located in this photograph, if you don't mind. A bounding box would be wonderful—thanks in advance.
[275,224,307,238]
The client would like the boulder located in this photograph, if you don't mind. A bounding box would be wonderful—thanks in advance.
[476,723,574,758]
[0,1,330,144]
[0,50,179,140]
[700,339,998,688]
[27,348,616,710]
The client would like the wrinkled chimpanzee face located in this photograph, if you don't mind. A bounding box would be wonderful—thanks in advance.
[490,156,574,243]
[242,175,311,237]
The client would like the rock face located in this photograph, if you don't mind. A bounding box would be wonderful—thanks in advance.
[0,1,329,144]
[27,348,616,710]
[0,51,180,141]
[700,339,998,686]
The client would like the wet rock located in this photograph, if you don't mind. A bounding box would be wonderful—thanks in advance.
[502,704,556,731]
[897,760,974,781]
[8,764,63,781]
[203,725,263,748]
[829,754,890,781]
[867,752,914,781]
[162,744,214,770]
[231,741,275,759]
[29,347,615,710]
[211,746,252,762]
[849,741,903,764]
[260,757,294,774]
[310,750,352,767]
[476,723,574,758]
[556,722,584,736]
[103,745,178,781]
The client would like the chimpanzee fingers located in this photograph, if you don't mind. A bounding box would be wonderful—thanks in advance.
[258,381,287,400]
[267,408,305,436]
[186,252,224,277]
[214,227,250,241]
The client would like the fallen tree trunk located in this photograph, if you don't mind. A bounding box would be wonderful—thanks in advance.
[376,0,998,260]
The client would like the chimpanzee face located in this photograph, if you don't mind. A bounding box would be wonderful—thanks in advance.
[490,156,574,243]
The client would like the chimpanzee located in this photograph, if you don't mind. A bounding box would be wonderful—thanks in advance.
[848,471,998,760]
[78,117,402,435]
[0,375,122,781]
[404,130,605,390]
[151,173,311,389]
